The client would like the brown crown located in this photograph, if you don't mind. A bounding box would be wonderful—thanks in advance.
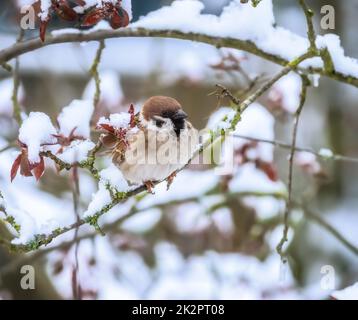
[141,96,182,121]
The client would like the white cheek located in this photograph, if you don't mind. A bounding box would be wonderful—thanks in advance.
[147,120,174,133]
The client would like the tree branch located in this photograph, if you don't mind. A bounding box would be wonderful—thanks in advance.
[0,28,357,87]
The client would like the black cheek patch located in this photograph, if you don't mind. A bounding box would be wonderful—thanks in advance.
[172,119,185,137]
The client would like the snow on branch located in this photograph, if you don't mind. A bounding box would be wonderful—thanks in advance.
[1,0,358,261]
[2,0,358,88]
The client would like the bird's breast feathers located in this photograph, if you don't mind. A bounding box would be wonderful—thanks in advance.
[116,121,198,184]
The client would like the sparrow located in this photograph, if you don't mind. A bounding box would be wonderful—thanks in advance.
[110,96,198,193]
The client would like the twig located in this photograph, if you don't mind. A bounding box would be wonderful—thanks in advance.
[233,134,358,164]
[298,0,317,52]
[230,52,315,130]
[11,29,25,126]
[277,75,310,261]
[303,207,358,256]
[72,165,82,300]
[1,62,12,72]
[90,40,105,110]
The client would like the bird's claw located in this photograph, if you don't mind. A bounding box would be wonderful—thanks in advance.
[166,172,177,190]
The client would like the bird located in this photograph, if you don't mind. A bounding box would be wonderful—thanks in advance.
[110,96,198,193]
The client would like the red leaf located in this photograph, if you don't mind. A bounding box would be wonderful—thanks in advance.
[20,153,33,178]
[97,123,115,134]
[109,10,122,29]
[55,1,78,21]
[129,104,136,128]
[39,18,49,42]
[10,154,22,182]
[257,161,278,181]
[32,157,45,181]
[117,7,130,28]
[81,8,106,27]
[73,0,86,5]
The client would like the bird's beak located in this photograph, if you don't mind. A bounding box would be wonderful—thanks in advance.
[173,110,188,120]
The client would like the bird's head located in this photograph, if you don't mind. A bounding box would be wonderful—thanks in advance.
[141,96,188,137]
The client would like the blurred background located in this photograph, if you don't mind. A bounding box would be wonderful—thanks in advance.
[0,0,357,299]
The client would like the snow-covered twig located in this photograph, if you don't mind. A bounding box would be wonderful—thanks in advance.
[0,27,358,88]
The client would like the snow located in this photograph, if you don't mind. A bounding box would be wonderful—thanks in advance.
[318,148,334,159]
[5,207,38,244]
[97,112,131,129]
[84,164,130,218]
[39,0,52,21]
[136,170,220,210]
[233,103,275,162]
[268,73,302,114]
[0,149,75,245]
[133,0,358,79]
[121,208,162,233]
[57,140,95,164]
[16,0,36,7]
[331,282,358,300]
[316,34,358,78]
[18,112,57,164]
[207,107,236,132]
[57,99,94,138]
[100,164,129,192]
[229,163,286,194]
[83,183,112,218]
[17,99,95,165]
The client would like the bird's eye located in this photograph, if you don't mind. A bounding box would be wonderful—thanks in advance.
[156,120,164,128]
